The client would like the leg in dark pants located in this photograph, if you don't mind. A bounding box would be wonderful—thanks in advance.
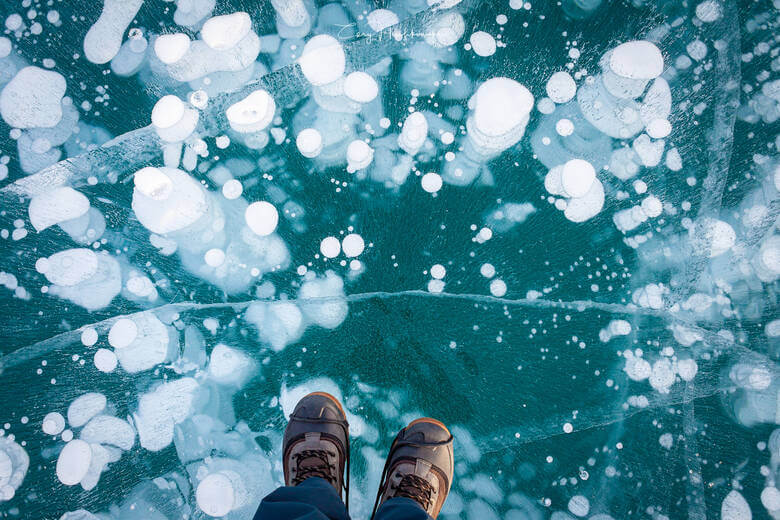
[253,478,433,520]
[374,497,434,520]
[253,477,350,520]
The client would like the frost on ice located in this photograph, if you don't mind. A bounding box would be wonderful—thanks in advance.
[0,0,777,518]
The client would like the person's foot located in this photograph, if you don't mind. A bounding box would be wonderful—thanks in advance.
[283,392,350,502]
[372,418,454,519]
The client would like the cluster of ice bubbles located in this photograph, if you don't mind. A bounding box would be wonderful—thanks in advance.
[0,0,777,517]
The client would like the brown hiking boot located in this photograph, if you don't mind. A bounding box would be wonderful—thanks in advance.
[371,418,454,519]
[283,392,351,507]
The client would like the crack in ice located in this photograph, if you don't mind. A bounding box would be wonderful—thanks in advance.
[0,289,767,372]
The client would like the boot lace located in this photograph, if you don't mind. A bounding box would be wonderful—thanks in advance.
[291,449,337,485]
[392,474,434,511]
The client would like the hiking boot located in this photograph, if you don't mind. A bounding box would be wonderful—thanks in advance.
[372,418,454,519]
[283,392,350,505]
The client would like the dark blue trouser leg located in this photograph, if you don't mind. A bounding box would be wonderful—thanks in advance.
[253,477,433,520]
[373,497,433,520]
[253,477,350,520]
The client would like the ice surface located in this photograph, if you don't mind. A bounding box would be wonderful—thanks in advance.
[0,0,777,518]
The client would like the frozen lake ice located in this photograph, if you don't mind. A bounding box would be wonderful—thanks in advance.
[0,0,778,518]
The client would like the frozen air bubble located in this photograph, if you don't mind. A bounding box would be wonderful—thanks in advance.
[56,440,92,486]
[201,12,252,51]
[154,33,191,64]
[546,71,577,103]
[296,128,323,158]
[298,34,345,86]
[94,349,117,373]
[245,201,279,236]
[320,236,341,258]
[469,31,496,57]
[421,172,443,193]
[42,412,65,435]
[342,234,365,257]
[344,72,379,103]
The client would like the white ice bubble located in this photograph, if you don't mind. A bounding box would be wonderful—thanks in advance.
[154,33,191,64]
[43,249,98,287]
[470,31,496,57]
[80,328,98,347]
[367,9,399,32]
[563,179,605,223]
[469,77,534,152]
[696,1,722,22]
[134,167,174,201]
[296,128,323,158]
[568,495,590,517]
[270,0,309,31]
[208,344,254,386]
[225,89,276,133]
[201,12,252,51]
[640,196,663,218]
[646,118,671,139]
[204,248,226,267]
[561,159,596,198]
[428,279,445,293]
[421,172,443,193]
[480,263,495,278]
[42,412,66,436]
[761,487,780,513]
[320,236,341,258]
[108,318,138,349]
[426,12,465,48]
[29,187,90,232]
[676,358,698,381]
[556,118,574,136]
[197,473,235,517]
[245,301,305,351]
[56,440,92,486]
[0,37,11,58]
[67,393,107,428]
[624,354,651,381]
[346,140,374,171]
[398,111,428,156]
[151,95,185,130]
[691,218,736,258]
[687,39,707,61]
[0,66,66,129]
[221,179,243,199]
[344,72,379,103]
[546,71,577,103]
[93,349,117,373]
[298,34,345,86]
[649,358,675,393]
[83,0,144,64]
[490,279,507,297]
[245,201,279,236]
[80,415,135,451]
[342,234,365,257]
[721,490,751,520]
[609,41,664,80]
[134,377,200,451]
[5,14,22,31]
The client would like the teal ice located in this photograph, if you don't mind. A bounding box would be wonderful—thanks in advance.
[0,0,777,518]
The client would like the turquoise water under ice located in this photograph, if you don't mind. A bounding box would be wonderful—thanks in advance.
[0,0,778,519]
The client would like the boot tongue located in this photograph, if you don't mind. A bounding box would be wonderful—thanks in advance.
[396,474,433,511]
[299,455,326,471]
[297,453,334,482]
